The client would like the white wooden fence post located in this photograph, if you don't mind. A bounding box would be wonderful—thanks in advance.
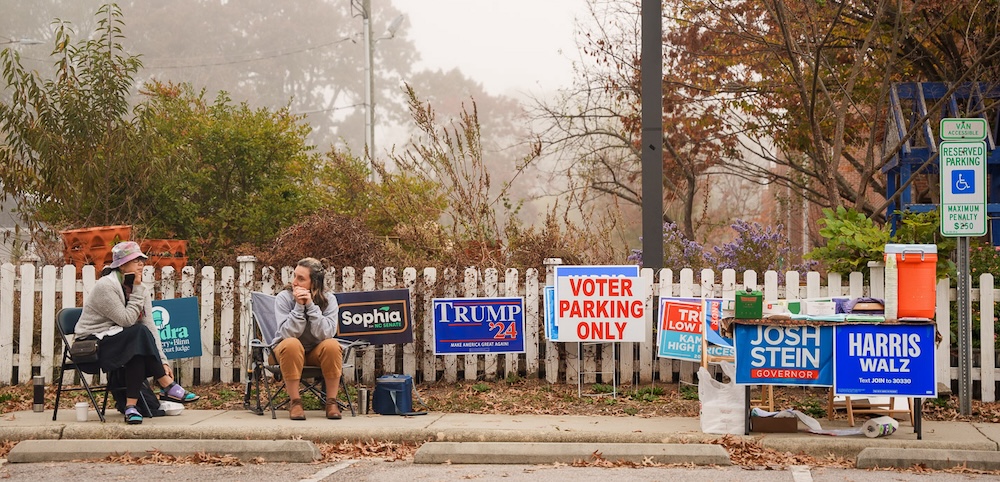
[17,264,36,383]
[1,263,16,383]
[421,268,437,383]
[403,267,418,378]
[980,274,995,402]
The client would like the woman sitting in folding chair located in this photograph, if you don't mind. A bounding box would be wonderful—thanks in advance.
[76,241,199,425]
[273,257,343,420]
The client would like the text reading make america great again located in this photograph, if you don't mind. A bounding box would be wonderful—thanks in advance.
[555,275,649,342]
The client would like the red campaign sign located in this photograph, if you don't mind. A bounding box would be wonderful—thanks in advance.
[661,301,702,334]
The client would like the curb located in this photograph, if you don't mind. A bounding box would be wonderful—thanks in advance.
[856,447,1000,471]
[6,439,320,463]
[413,442,731,465]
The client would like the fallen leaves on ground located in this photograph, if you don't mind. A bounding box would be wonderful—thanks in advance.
[317,439,419,461]
[102,450,249,466]
[714,434,853,469]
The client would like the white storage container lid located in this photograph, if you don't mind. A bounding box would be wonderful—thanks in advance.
[884,243,937,254]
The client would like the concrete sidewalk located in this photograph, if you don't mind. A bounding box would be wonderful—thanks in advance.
[2,407,999,469]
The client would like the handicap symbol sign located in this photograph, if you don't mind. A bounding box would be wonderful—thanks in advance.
[952,170,975,194]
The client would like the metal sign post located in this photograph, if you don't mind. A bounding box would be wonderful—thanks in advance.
[938,118,987,416]
[957,237,972,415]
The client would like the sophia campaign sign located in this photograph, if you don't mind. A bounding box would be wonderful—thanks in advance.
[151,297,202,360]
[553,265,647,342]
[334,289,413,345]
[734,324,833,386]
[433,297,525,355]
[834,324,937,397]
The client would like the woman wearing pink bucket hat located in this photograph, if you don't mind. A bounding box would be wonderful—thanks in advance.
[75,241,199,424]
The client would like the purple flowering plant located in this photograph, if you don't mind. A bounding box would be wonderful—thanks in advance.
[707,219,816,282]
[628,220,814,279]
[627,222,708,270]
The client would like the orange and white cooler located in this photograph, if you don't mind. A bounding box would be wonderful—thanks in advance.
[883,244,937,319]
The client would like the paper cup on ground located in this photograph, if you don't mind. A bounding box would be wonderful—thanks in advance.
[863,415,899,438]
[74,402,89,422]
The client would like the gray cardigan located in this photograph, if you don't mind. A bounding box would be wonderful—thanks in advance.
[76,272,168,364]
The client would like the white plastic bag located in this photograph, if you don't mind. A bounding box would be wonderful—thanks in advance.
[697,361,746,434]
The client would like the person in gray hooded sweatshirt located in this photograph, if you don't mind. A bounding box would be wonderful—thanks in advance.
[272,257,343,420]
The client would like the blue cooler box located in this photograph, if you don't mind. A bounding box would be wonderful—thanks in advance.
[373,374,413,415]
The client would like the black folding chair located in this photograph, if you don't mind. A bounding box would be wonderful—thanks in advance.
[53,307,109,422]
[244,291,369,419]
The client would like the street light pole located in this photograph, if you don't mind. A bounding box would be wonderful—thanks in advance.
[362,0,375,180]
[359,2,403,183]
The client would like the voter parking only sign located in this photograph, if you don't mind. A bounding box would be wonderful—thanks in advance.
[554,265,647,342]
[834,324,936,397]
[734,324,833,386]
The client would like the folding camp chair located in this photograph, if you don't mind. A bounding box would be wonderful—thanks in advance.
[245,291,369,419]
[52,307,109,422]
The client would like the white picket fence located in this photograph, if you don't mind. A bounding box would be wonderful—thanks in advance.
[0,257,994,400]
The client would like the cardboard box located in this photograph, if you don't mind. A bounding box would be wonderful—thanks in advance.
[749,415,798,433]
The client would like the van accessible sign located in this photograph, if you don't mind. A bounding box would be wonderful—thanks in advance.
[553,265,647,342]
[734,324,833,386]
[940,118,987,140]
[833,324,936,397]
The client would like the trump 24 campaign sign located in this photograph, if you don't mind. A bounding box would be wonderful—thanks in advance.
[433,297,525,355]
[553,265,647,343]
[834,324,936,397]
[734,324,833,386]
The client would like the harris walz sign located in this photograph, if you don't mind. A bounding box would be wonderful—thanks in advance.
[334,289,413,345]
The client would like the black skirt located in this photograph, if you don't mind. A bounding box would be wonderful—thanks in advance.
[96,324,162,374]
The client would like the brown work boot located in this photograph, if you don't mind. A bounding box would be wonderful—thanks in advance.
[289,399,306,420]
[325,399,342,420]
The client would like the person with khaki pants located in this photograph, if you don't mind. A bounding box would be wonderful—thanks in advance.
[272,258,343,420]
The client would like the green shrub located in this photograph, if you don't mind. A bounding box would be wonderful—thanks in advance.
[679,383,699,400]
[591,383,615,394]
